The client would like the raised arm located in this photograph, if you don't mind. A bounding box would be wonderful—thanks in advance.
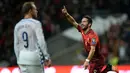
[62,6,78,28]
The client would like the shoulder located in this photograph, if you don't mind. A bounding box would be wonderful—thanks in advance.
[89,29,99,39]
[29,19,42,28]
[89,30,99,45]
[29,19,41,25]
[14,20,23,30]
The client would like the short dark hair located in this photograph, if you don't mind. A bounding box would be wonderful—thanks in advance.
[22,2,34,15]
[83,15,92,24]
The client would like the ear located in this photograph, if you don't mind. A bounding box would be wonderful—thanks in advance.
[29,9,32,14]
[88,23,92,27]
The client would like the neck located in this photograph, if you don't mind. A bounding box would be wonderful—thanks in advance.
[84,28,91,34]
[24,14,32,19]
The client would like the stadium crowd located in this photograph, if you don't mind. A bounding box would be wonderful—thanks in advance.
[0,0,130,67]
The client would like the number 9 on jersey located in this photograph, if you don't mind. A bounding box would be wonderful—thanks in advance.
[22,32,29,48]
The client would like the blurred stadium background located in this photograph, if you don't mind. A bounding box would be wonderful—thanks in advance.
[0,0,130,73]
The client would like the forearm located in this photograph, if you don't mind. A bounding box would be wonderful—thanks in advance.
[87,47,95,61]
[65,13,78,28]
[41,42,50,60]
[37,34,50,60]
[14,48,19,59]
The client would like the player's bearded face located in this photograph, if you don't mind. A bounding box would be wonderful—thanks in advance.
[81,18,89,30]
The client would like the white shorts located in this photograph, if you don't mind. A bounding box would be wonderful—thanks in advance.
[19,65,44,73]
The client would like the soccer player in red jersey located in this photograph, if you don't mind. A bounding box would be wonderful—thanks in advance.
[62,6,118,73]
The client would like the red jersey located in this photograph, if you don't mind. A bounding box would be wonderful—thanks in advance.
[77,25,104,63]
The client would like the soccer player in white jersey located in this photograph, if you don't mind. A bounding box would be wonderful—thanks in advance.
[14,2,51,73]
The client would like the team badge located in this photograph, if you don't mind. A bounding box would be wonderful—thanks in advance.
[91,38,96,45]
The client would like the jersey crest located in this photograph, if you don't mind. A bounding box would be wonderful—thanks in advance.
[91,38,96,45]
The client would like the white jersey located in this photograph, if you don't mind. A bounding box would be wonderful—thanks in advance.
[14,18,50,65]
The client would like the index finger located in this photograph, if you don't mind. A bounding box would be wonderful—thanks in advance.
[63,5,66,9]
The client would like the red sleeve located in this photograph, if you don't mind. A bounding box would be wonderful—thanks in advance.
[90,36,98,46]
[77,25,82,32]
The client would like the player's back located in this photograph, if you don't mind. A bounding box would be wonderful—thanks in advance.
[15,18,38,51]
[14,18,41,65]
